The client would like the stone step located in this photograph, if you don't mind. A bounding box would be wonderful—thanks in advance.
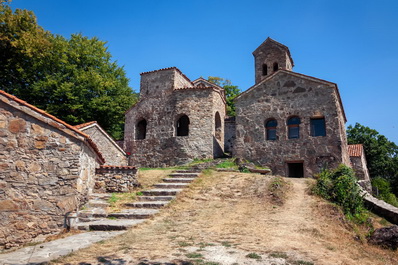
[137,195,175,201]
[142,189,182,196]
[77,219,146,231]
[125,201,169,209]
[107,209,159,219]
[78,208,107,219]
[174,170,201,174]
[163,177,196,183]
[87,200,110,208]
[153,183,189,189]
[169,173,200,178]
[89,193,112,200]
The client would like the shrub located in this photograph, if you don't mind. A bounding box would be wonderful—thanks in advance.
[313,164,364,215]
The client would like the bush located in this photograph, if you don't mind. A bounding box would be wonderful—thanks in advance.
[313,164,364,215]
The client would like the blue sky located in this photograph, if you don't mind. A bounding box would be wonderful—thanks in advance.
[9,0,398,144]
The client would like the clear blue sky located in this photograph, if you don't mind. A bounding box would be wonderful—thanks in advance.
[9,0,398,144]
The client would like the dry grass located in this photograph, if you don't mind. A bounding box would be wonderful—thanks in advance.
[56,171,398,265]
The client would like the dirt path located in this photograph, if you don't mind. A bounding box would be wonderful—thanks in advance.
[57,172,398,265]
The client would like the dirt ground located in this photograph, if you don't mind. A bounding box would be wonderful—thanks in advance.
[56,171,398,265]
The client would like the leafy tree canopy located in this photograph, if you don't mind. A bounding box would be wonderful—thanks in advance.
[207,76,240,117]
[0,1,137,139]
[347,123,398,194]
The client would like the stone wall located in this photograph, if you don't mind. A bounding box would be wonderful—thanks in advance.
[351,155,372,191]
[224,117,236,153]
[0,95,100,249]
[124,68,226,167]
[94,166,139,193]
[78,123,127,166]
[234,70,349,178]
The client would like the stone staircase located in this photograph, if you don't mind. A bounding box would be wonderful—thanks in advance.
[69,169,200,231]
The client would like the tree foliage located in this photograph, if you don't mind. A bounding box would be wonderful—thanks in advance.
[207,76,240,117]
[0,2,137,139]
[347,123,398,194]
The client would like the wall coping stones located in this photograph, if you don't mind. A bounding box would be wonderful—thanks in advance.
[0,89,105,164]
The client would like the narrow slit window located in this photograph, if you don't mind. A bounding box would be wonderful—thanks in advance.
[265,119,277,140]
[262,64,268,76]
[215,112,222,141]
[273,62,279,72]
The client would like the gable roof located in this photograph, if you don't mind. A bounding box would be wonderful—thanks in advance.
[253,37,294,66]
[192,77,224,90]
[140,66,193,86]
[348,144,364,157]
[0,90,105,164]
[235,70,347,122]
[75,121,126,156]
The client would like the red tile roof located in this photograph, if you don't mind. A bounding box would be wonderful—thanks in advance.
[348,144,364,157]
[74,121,97,129]
[0,90,105,164]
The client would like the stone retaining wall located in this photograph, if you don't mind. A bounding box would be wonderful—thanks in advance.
[94,166,139,193]
[363,191,398,225]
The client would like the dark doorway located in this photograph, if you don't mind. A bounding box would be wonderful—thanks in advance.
[288,162,304,178]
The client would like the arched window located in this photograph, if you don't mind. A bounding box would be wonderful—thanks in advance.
[215,112,222,141]
[287,116,300,139]
[176,115,189,136]
[136,119,147,140]
[262,64,268,76]
[273,62,279,72]
[265,119,277,140]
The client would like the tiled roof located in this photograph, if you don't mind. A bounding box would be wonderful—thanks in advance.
[74,121,97,129]
[348,144,364,157]
[0,90,105,164]
[253,37,294,66]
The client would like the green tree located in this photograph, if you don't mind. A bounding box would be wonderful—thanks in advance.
[207,76,240,117]
[347,123,398,194]
[0,1,137,139]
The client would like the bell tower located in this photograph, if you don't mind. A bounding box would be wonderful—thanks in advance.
[253,37,294,84]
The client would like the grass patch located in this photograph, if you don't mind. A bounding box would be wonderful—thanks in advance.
[269,251,288,259]
[178,241,193,247]
[216,159,238,169]
[185,252,203,259]
[268,176,290,205]
[291,261,314,265]
[246,252,262,260]
[221,241,232,247]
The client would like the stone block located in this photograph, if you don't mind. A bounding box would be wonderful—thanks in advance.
[8,118,26,134]
[0,200,19,211]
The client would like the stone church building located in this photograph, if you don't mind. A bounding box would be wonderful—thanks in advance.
[124,67,226,167]
[234,37,351,178]
[122,37,370,184]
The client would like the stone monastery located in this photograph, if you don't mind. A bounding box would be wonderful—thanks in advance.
[0,37,371,249]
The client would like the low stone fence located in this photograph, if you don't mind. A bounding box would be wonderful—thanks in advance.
[94,166,140,193]
[362,190,398,225]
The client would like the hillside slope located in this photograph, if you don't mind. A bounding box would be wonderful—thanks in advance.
[58,171,398,265]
